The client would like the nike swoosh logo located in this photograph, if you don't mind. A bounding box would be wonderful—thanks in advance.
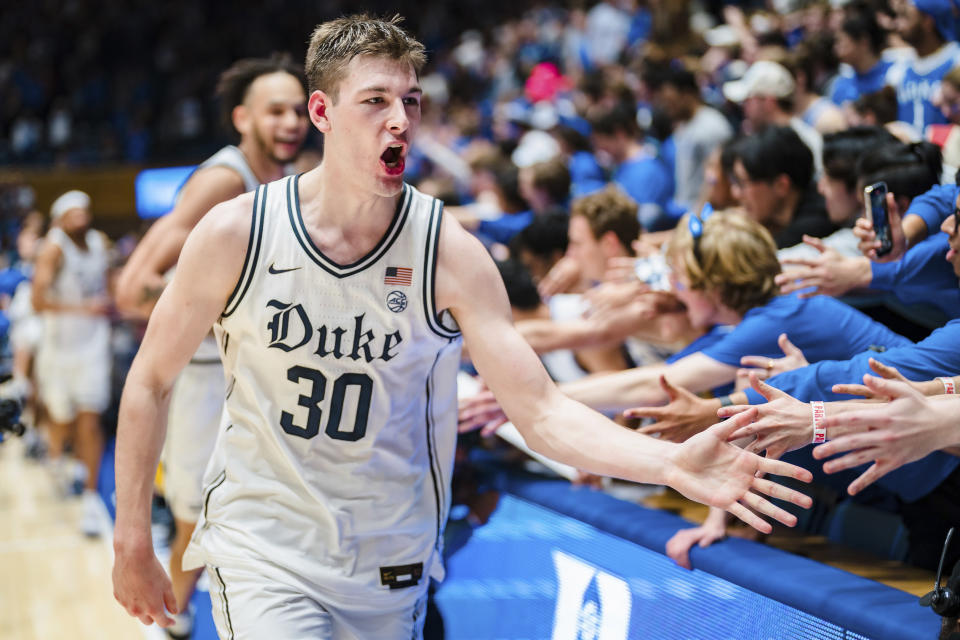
[267,263,302,274]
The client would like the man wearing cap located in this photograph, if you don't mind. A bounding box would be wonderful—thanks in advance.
[31,190,111,538]
[888,0,960,134]
[723,60,823,176]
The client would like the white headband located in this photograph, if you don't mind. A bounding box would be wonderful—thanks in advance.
[50,190,91,219]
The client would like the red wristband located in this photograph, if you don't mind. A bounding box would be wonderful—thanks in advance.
[938,377,956,395]
[811,401,826,444]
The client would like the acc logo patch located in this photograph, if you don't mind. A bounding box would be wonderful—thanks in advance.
[386,290,408,313]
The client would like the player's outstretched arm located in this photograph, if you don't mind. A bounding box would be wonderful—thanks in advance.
[112,194,252,628]
[437,215,812,532]
[557,350,736,414]
[116,166,246,318]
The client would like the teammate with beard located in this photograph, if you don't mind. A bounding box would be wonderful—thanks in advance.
[115,54,308,639]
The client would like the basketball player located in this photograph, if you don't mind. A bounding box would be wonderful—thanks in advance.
[112,15,813,639]
[114,54,308,637]
[32,191,111,537]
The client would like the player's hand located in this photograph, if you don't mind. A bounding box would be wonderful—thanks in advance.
[721,373,812,460]
[458,390,508,436]
[776,236,871,297]
[629,376,718,443]
[736,333,809,386]
[854,192,906,263]
[113,540,177,627]
[665,520,727,570]
[830,357,925,399]
[667,408,813,534]
[814,376,960,495]
[537,256,581,299]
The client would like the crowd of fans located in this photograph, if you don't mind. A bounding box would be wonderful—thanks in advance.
[6,0,960,636]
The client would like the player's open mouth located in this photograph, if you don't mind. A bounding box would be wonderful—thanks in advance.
[380,144,405,175]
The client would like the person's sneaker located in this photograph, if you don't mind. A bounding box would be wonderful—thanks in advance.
[70,461,88,496]
[165,605,194,640]
[23,428,46,460]
[80,490,102,538]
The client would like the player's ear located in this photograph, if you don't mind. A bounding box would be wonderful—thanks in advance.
[309,90,332,133]
[232,104,251,137]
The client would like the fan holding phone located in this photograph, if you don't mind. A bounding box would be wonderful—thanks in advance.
[856,179,912,261]
[864,181,895,257]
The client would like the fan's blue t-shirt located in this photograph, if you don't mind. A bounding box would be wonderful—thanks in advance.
[700,293,911,367]
[892,42,960,133]
[569,151,607,197]
[829,60,893,105]
[746,318,960,404]
[905,183,958,236]
[744,319,960,502]
[613,154,674,230]
[476,210,535,245]
[667,324,736,396]
[666,324,733,364]
[871,233,960,319]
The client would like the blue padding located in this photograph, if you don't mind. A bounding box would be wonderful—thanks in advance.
[504,476,940,640]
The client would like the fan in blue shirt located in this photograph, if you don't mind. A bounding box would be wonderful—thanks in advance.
[831,10,894,105]
[889,0,960,133]
[588,102,675,231]
[554,210,909,415]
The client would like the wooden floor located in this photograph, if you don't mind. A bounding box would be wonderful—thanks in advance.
[0,436,154,640]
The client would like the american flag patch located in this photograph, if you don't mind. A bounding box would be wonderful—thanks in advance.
[384,266,413,286]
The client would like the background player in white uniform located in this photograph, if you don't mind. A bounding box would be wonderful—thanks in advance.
[115,54,308,636]
[31,190,111,537]
[112,15,814,639]
[7,212,48,442]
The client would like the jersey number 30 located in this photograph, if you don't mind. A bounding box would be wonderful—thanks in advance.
[280,366,373,441]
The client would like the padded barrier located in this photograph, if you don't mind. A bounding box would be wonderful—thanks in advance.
[501,475,940,640]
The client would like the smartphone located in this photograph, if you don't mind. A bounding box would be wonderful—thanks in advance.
[864,181,893,257]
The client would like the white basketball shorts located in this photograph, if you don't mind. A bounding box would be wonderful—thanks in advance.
[162,358,225,522]
[36,348,110,423]
[206,561,428,640]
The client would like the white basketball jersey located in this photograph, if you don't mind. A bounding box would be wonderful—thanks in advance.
[40,227,110,358]
[197,145,260,192]
[184,176,462,609]
[189,145,260,361]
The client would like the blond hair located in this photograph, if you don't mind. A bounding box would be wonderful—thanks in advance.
[667,210,781,315]
[305,14,426,101]
[570,186,640,255]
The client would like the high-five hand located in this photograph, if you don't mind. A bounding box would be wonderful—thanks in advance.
[630,375,719,442]
[814,376,960,495]
[668,408,813,533]
[721,372,815,460]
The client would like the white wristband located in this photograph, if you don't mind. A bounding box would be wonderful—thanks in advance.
[937,377,956,395]
[811,401,826,444]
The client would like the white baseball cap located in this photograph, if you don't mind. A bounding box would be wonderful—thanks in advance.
[722,61,795,103]
[50,190,91,219]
